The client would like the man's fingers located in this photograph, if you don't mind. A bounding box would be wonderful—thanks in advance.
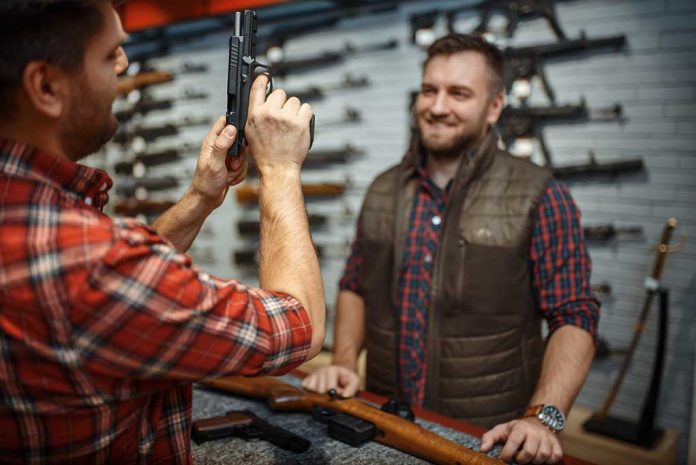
[499,428,525,463]
[532,438,552,465]
[480,423,508,452]
[283,96,301,114]
[341,372,360,397]
[265,88,287,109]
[549,440,563,464]
[298,103,313,124]
[203,116,227,148]
[248,74,270,111]
[514,435,540,464]
[316,374,327,394]
[301,376,316,392]
[212,125,237,156]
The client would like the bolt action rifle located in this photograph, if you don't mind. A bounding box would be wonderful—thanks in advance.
[201,376,501,465]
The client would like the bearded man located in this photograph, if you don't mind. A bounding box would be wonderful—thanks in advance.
[0,1,324,463]
[303,33,599,465]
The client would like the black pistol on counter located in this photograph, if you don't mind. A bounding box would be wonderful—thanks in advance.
[191,409,311,453]
[226,10,314,156]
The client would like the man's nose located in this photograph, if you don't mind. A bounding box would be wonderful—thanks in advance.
[115,46,129,76]
[429,90,450,116]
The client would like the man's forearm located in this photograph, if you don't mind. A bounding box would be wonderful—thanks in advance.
[332,290,365,371]
[258,169,325,358]
[529,325,595,414]
[152,189,214,253]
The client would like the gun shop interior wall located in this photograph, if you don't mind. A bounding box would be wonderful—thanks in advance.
[95,0,696,462]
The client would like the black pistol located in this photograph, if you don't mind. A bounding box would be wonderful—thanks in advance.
[191,409,311,453]
[226,10,314,156]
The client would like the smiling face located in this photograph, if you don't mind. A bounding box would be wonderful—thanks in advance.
[415,51,503,160]
[59,2,129,160]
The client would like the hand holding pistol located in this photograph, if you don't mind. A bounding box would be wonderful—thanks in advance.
[226,10,315,157]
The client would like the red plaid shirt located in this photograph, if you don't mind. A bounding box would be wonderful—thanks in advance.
[0,138,312,464]
[341,163,599,405]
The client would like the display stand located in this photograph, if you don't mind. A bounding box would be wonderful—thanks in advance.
[583,288,669,448]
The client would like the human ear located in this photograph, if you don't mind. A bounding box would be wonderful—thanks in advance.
[486,92,505,126]
[22,61,70,119]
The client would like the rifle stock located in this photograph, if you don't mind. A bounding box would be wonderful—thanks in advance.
[202,376,501,465]
[235,182,346,204]
[117,70,174,95]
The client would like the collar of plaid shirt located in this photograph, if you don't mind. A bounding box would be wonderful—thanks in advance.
[0,137,113,210]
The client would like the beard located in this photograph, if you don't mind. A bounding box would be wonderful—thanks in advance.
[59,76,119,161]
[416,113,489,161]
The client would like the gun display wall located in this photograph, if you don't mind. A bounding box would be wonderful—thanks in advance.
[87,2,696,460]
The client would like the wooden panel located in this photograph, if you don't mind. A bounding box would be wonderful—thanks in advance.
[117,0,289,32]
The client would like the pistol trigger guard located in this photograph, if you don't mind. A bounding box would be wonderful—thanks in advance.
[252,62,273,96]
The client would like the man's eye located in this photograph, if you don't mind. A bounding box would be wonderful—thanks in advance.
[420,89,435,95]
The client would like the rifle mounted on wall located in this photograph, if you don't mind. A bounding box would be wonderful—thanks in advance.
[503,33,627,103]
[498,100,623,167]
[552,152,645,181]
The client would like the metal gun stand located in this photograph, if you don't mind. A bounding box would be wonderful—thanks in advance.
[583,287,669,448]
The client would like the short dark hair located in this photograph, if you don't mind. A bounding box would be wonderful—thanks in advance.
[0,1,107,119]
[424,33,504,97]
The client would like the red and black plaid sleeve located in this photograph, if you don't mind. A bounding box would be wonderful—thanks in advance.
[530,179,600,342]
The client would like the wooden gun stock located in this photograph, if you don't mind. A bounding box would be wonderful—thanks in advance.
[202,376,501,465]
[113,199,175,217]
[235,183,346,204]
[117,70,175,96]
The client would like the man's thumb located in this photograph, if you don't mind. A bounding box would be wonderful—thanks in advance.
[214,125,237,154]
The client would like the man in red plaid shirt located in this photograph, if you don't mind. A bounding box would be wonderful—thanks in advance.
[304,34,599,464]
[0,1,325,463]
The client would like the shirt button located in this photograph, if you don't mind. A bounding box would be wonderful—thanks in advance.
[424,254,432,264]
[84,197,93,205]
[432,215,441,226]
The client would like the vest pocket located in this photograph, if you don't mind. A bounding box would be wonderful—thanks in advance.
[439,242,532,338]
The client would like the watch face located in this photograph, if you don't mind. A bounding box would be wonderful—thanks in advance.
[540,405,566,431]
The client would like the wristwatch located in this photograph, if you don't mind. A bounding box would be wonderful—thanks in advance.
[524,404,566,433]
